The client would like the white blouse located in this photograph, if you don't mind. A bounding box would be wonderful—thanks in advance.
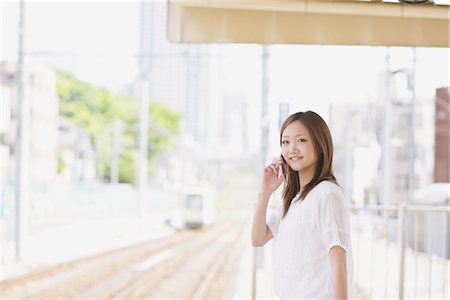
[267,181,353,300]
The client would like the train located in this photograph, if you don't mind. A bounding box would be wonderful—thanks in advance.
[164,186,218,230]
[182,187,217,229]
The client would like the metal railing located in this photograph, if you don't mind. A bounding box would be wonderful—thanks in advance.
[350,204,449,300]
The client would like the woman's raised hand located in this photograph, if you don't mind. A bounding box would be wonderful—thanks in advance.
[261,159,284,196]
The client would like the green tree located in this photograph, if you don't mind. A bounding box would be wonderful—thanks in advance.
[56,71,181,184]
[148,102,181,160]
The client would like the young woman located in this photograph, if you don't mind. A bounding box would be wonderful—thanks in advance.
[251,111,353,300]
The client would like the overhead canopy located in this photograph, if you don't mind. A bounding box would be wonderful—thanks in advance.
[167,0,450,47]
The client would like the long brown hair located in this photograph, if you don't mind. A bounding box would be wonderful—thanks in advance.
[279,111,338,218]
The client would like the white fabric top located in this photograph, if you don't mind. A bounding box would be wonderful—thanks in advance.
[267,181,353,300]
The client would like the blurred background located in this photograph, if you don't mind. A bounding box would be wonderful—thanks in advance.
[0,1,449,299]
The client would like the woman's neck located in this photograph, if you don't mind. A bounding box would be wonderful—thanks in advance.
[298,167,315,190]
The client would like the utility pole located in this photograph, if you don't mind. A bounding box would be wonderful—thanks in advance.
[111,119,123,184]
[408,48,417,201]
[252,45,270,300]
[382,48,392,207]
[137,0,153,232]
[14,0,29,262]
[398,48,417,300]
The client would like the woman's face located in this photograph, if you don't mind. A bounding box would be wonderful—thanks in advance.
[281,120,317,174]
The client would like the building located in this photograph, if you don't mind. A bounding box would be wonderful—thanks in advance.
[58,120,96,182]
[137,2,253,187]
[0,68,13,182]
[434,87,450,183]
[329,96,435,206]
[0,61,59,184]
[329,103,379,205]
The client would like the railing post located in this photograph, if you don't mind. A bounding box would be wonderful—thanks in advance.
[251,247,256,300]
[397,201,406,300]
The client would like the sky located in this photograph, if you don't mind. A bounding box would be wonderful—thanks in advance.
[1,1,140,89]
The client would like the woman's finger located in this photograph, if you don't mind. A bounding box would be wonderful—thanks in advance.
[269,164,277,174]
[264,166,274,175]
[264,165,276,176]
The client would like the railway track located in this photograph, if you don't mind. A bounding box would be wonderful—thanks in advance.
[120,219,246,299]
[0,220,247,300]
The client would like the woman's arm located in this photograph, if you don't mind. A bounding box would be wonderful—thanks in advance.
[251,191,273,246]
[251,163,281,247]
[329,245,348,300]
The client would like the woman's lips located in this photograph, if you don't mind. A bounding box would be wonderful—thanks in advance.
[289,157,303,161]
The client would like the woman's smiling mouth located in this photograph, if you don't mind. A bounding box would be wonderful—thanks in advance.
[289,156,303,162]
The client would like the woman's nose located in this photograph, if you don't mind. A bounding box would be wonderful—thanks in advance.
[288,143,298,153]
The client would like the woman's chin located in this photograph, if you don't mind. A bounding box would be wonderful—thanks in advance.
[288,165,301,172]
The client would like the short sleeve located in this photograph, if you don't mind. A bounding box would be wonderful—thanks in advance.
[318,191,351,253]
[267,205,283,238]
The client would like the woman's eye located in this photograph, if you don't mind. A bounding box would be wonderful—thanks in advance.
[282,140,288,144]
[298,139,306,143]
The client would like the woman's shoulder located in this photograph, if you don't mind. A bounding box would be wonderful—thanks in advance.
[311,180,345,200]
[315,180,342,192]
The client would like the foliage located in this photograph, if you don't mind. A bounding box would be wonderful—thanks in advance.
[57,154,65,174]
[148,102,181,160]
[56,71,181,184]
